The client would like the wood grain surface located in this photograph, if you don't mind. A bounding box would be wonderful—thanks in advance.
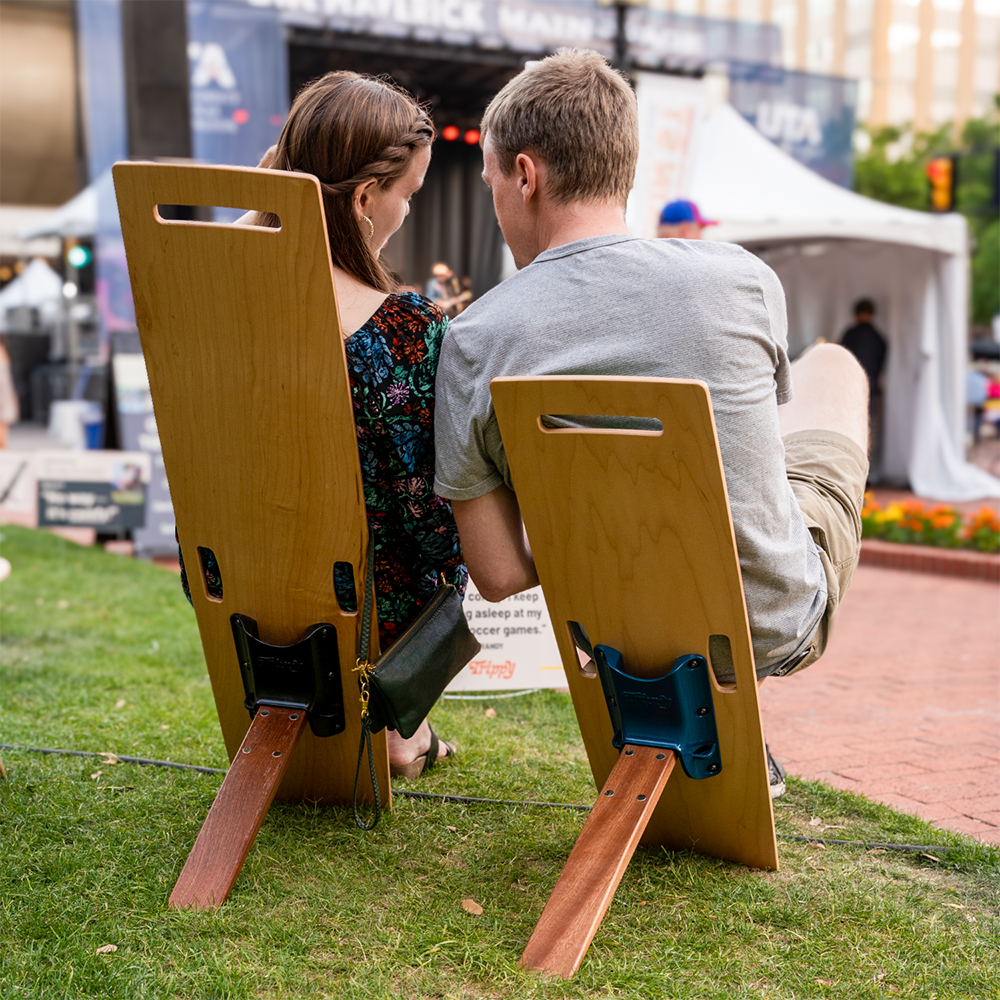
[520,745,676,978]
[113,163,387,805]
[491,377,777,871]
[169,707,307,910]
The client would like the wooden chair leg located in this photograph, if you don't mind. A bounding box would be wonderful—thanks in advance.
[520,744,677,979]
[169,706,307,910]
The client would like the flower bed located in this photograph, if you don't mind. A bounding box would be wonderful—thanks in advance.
[861,495,1000,553]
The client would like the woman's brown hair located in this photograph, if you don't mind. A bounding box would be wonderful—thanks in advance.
[260,72,432,292]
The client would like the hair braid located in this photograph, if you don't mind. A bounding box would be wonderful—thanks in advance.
[258,73,433,293]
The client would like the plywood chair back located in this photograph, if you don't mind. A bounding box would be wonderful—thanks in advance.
[113,162,385,806]
[491,376,777,870]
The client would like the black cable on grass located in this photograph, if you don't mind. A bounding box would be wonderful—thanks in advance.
[0,744,226,775]
[0,744,967,854]
[391,788,591,812]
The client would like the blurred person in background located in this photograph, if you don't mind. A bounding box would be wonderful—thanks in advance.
[656,199,716,240]
[0,338,19,448]
[840,299,887,402]
[425,261,471,317]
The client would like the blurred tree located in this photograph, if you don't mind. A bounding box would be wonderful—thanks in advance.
[854,124,951,209]
[854,97,999,326]
[971,218,999,329]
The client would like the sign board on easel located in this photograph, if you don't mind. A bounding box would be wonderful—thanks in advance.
[446,581,566,691]
[626,72,708,239]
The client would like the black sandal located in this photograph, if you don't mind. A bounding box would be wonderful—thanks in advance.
[390,728,456,780]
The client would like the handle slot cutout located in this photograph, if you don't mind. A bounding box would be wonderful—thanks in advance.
[154,205,281,230]
[538,414,663,435]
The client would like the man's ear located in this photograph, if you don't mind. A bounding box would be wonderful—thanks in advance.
[515,152,540,203]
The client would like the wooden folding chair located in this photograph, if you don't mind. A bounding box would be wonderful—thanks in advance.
[113,162,384,910]
[491,376,778,978]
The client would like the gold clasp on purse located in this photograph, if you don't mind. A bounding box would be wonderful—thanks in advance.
[354,658,372,719]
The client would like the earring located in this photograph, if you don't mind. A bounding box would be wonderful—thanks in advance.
[360,215,374,241]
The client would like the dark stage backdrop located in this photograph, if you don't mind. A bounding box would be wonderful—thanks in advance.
[381,142,506,303]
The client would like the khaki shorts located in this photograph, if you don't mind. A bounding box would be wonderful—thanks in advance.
[769,429,869,678]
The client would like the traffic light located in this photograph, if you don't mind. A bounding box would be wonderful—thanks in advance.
[65,239,95,294]
[926,157,955,212]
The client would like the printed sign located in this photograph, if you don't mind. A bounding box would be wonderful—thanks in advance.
[250,0,781,70]
[626,72,708,239]
[628,9,781,72]
[187,0,288,175]
[0,451,37,526]
[112,352,177,555]
[446,581,566,692]
[36,451,151,530]
[728,66,858,189]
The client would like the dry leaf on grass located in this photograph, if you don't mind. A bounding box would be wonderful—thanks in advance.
[922,853,941,862]
[96,944,117,954]
[100,753,119,765]
[90,771,102,780]
[114,699,126,709]
[814,980,834,987]
[484,708,496,719]
[461,898,483,915]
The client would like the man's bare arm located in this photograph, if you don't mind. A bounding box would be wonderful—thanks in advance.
[451,486,539,602]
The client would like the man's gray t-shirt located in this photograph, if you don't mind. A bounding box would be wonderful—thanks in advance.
[433,234,826,675]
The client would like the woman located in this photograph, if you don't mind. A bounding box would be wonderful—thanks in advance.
[184,72,466,777]
[0,338,18,448]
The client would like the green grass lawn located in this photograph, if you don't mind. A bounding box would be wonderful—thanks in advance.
[1,524,997,1000]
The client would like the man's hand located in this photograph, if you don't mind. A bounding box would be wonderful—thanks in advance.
[451,486,538,602]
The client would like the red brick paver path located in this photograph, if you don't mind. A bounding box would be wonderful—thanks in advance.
[759,564,1000,844]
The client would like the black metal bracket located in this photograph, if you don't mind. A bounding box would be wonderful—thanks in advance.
[593,645,722,780]
[230,614,346,738]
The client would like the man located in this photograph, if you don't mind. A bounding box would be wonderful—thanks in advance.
[656,198,715,240]
[425,261,471,318]
[433,51,869,793]
[840,298,887,410]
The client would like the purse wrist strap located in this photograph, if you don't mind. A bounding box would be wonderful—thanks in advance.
[353,540,381,830]
[358,540,376,665]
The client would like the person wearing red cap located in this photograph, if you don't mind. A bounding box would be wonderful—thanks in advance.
[656,199,717,240]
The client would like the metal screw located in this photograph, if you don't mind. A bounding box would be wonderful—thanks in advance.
[707,764,719,773]
[260,709,270,716]
[688,659,700,669]
[289,713,299,720]
[272,750,281,757]
[624,749,634,756]
[604,789,614,796]
[697,707,709,716]
[241,747,251,754]
[636,794,646,801]
[656,753,666,760]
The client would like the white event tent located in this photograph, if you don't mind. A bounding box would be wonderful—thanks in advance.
[0,258,64,331]
[690,104,999,501]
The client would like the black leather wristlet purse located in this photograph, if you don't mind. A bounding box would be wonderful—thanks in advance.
[352,543,481,830]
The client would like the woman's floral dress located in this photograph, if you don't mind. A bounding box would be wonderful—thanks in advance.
[181,292,466,650]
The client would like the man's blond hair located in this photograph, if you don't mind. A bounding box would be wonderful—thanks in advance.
[481,49,638,205]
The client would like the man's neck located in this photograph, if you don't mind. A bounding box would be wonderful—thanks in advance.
[535,200,629,257]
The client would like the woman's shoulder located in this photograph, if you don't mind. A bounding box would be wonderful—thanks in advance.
[379,291,447,330]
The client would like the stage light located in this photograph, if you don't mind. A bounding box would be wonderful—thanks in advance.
[66,245,92,268]
[464,129,481,145]
[442,125,460,141]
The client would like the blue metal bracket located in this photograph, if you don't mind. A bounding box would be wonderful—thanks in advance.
[593,645,722,780]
